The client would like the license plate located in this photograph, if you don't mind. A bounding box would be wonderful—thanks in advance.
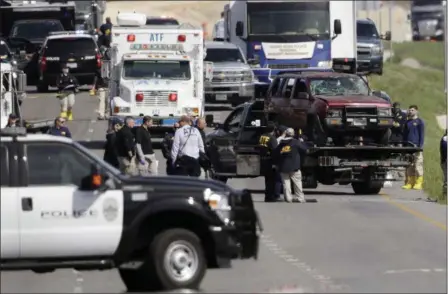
[215,94,227,101]
[67,63,77,68]
[353,118,367,126]
[237,154,260,176]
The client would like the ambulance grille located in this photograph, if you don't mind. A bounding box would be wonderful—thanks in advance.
[137,91,177,107]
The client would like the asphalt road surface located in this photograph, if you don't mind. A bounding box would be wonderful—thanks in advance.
[2,89,447,293]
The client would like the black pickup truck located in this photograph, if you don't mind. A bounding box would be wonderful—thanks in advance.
[204,101,421,195]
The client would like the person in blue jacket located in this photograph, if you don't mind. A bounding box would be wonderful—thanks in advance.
[440,129,447,189]
[402,105,425,190]
[47,116,72,138]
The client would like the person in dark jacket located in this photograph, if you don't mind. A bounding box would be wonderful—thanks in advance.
[402,105,425,190]
[274,128,308,203]
[47,116,72,138]
[259,122,279,202]
[162,122,180,175]
[115,116,136,175]
[99,17,112,47]
[195,117,206,143]
[441,129,447,189]
[390,102,407,145]
[56,64,79,121]
[4,113,19,128]
[103,118,123,168]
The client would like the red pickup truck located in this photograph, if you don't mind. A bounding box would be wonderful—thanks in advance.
[264,71,394,146]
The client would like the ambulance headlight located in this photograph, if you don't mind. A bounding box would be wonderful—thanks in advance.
[203,188,231,224]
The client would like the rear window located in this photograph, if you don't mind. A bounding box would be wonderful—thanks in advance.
[10,21,64,41]
[123,60,191,80]
[45,38,97,56]
[146,18,179,25]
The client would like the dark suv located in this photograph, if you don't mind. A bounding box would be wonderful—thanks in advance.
[36,31,101,92]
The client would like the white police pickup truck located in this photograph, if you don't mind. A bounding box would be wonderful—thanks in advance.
[0,127,260,291]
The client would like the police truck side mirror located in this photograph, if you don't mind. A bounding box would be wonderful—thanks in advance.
[236,21,244,37]
[333,19,342,35]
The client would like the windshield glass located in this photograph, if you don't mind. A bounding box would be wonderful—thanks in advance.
[247,1,330,41]
[310,76,370,96]
[146,18,179,25]
[45,38,96,56]
[357,23,380,38]
[10,21,64,40]
[205,48,244,63]
[123,60,191,80]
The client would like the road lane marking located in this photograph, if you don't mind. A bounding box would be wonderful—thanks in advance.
[260,234,349,292]
[380,194,447,231]
[384,268,446,274]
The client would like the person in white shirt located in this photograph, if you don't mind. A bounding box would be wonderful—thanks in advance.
[171,115,205,177]
[213,12,226,41]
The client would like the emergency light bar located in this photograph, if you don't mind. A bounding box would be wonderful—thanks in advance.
[130,44,184,51]
[117,13,146,27]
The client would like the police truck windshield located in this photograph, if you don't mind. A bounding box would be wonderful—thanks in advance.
[10,20,64,42]
[205,48,245,63]
[123,60,191,80]
[247,1,330,41]
[310,76,370,96]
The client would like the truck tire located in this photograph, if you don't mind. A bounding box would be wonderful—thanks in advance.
[351,182,383,195]
[120,229,206,292]
[308,114,327,146]
[36,82,49,93]
[150,228,206,290]
[375,129,391,146]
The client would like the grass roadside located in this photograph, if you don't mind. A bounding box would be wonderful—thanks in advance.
[385,41,444,70]
[368,64,446,202]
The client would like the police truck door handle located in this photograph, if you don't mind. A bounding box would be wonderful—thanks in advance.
[21,197,33,211]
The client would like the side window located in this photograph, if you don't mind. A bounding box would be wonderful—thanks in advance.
[281,78,295,98]
[1,144,9,186]
[269,78,282,97]
[292,80,308,99]
[224,107,244,132]
[26,143,93,186]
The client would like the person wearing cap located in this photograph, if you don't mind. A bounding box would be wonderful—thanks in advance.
[259,122,280,202]
[276,125,288,144]
[390,102,407,146]
[47,116,72,138]
[171,115,205,177]
[56,64,79,120]
[274,128,308,203]
[135,116,158,176]
[115,116,137,175]
[5,113,19,128]
[162,122,180,175]
[103,118,123,168]
[99,17,112,48]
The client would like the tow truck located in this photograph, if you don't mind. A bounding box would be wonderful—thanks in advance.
[1,62,53,132]
[102,12,212,139]
[204,100,421,195]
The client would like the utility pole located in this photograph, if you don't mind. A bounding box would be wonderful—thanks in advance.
[445,0,447,96]
[389,1,393,61]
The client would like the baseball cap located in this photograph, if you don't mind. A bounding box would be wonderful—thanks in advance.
[277,125,288,134]
[9,113,18,119]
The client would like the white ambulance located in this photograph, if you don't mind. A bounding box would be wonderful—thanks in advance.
[104,13,210,131]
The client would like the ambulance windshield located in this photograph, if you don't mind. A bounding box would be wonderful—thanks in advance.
[123,60,191,80]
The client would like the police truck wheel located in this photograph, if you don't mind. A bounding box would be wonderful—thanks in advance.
[150,229,206,290]
[36,82,49,93]
[351,182,383,195]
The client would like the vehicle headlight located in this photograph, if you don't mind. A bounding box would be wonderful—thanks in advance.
[204,188,231,224]
[317,60,332,68]
[242,70,254,82]
[371,45,383,55]
[327,108,342,117]
[378,107,392,116]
